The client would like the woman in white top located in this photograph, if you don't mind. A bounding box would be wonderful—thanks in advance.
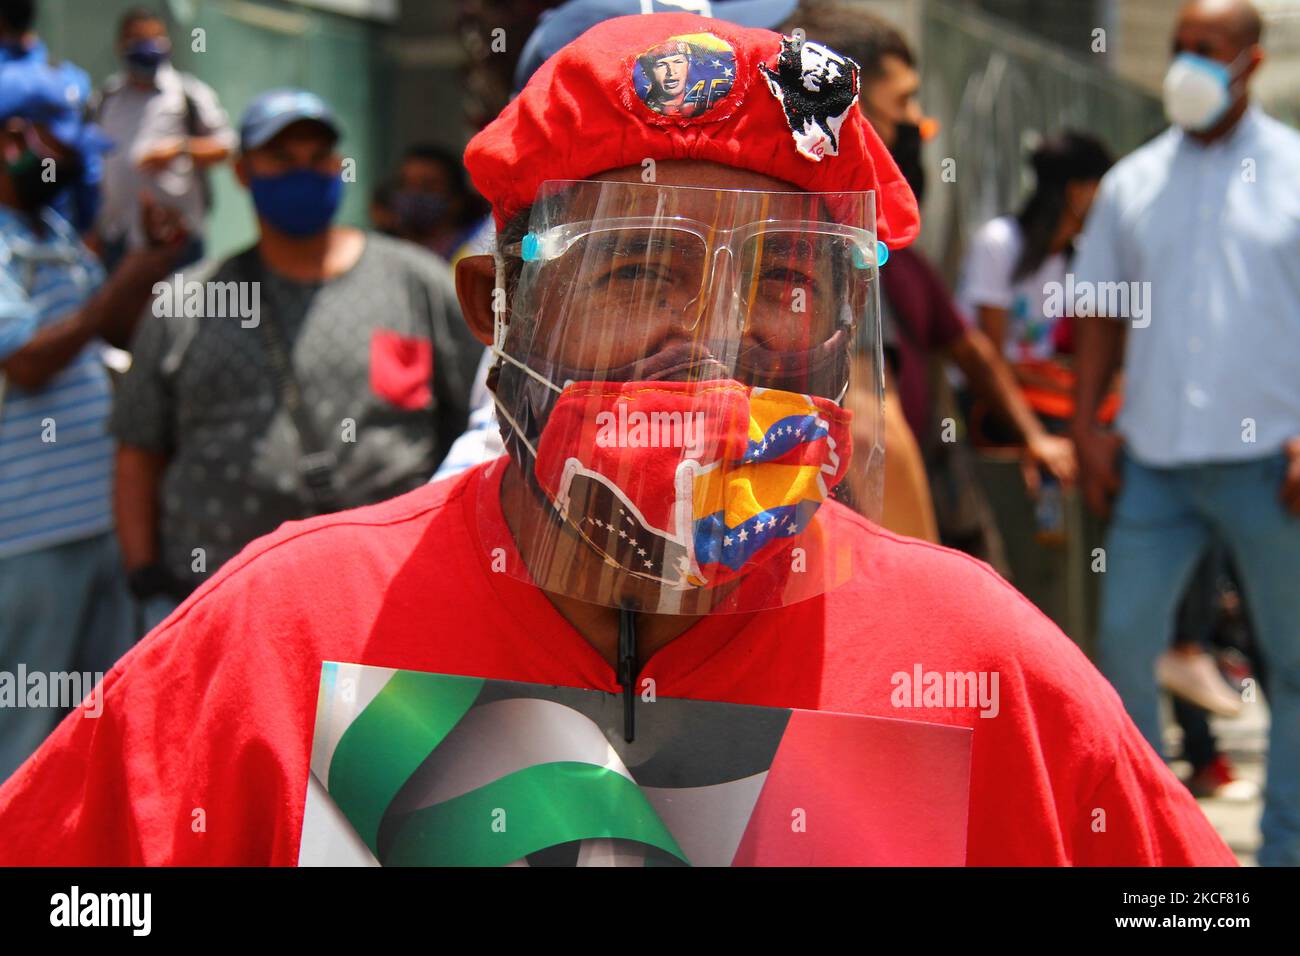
[957,132,1114,544]
[960,131,1114,367]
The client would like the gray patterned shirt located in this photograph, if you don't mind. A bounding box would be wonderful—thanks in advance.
[111,233,483,590]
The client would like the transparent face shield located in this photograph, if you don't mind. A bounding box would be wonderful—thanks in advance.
[478,179,885,615]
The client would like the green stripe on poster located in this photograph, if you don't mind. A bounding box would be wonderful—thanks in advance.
[383,761,690,867]
[328,671,484,855]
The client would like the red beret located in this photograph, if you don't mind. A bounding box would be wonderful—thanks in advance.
[464,12,920,249]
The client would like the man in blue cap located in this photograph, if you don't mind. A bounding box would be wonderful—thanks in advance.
[110,89,482,631]
[512,0,797,90]
[0,54,188,783]
[0,0,106,232]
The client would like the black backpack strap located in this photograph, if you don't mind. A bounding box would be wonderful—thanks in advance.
[178,74,214,211]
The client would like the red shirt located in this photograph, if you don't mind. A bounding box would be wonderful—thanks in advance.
[0,463,1233,866]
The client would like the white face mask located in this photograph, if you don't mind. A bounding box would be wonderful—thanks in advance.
[1162,50,1248,132]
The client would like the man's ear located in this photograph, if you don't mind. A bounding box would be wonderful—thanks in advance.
[455,254,500,347]
[1242,44,1265,82]
[233,154,250,189]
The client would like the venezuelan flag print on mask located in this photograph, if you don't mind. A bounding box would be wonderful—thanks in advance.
[534,380,852,592]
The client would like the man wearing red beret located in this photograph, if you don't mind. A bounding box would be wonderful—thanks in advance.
[0,12,1233,866]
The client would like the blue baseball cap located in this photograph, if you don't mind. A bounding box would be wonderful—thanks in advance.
[238,88,341,151]
[513,0,798,91]
[0,58,113,158]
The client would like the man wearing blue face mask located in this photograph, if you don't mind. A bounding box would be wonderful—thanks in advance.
[109,89,483,633]
[93,6,235,270]
[1072,0,1300,865]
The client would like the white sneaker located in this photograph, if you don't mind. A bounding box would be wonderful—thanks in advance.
[1211,778,1262,802]
[1157,649,1244,718]
[1187,757,1260,802]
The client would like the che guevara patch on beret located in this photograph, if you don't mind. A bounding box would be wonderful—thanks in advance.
[759,36,862,161]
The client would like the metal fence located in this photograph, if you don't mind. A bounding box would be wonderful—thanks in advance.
[907,1,1168,646]
[917,0,1166,275]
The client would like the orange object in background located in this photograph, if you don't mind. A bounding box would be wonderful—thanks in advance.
[1014,359,1121,426]
[966,358,1121,451]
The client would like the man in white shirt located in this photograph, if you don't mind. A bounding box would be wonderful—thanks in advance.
[1072,0,1300,866]
[93,7,235,268]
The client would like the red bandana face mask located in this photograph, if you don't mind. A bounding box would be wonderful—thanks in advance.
[530,378,853,591]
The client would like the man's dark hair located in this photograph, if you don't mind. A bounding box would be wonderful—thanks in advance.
[0,0,36,35]
[401,143,490,226]
[781,0,914,78]
[118,5,164,38]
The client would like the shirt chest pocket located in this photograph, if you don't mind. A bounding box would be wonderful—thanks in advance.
[1129,183,1199,272]
[369,329,434,410]
[1224,180,1300,255]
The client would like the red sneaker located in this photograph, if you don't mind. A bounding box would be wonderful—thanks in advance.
[1187,755,1259,802]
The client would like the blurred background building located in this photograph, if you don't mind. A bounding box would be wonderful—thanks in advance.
[32,0,1300,260]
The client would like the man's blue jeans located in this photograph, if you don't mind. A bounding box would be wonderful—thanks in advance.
[1098,448,1300,865]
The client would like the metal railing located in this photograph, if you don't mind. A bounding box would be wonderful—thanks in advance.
[917,0,1166,274]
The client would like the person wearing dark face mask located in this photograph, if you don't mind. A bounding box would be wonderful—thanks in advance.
[110,89,482,633]
[0,57,189,783]
[92,7,236,270]
[1,123,82,211]
[389,144,490,263]
[849,26,935,207]
[783,4,1076,569]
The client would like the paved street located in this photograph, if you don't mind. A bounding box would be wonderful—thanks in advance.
[1166,695,1268,866]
